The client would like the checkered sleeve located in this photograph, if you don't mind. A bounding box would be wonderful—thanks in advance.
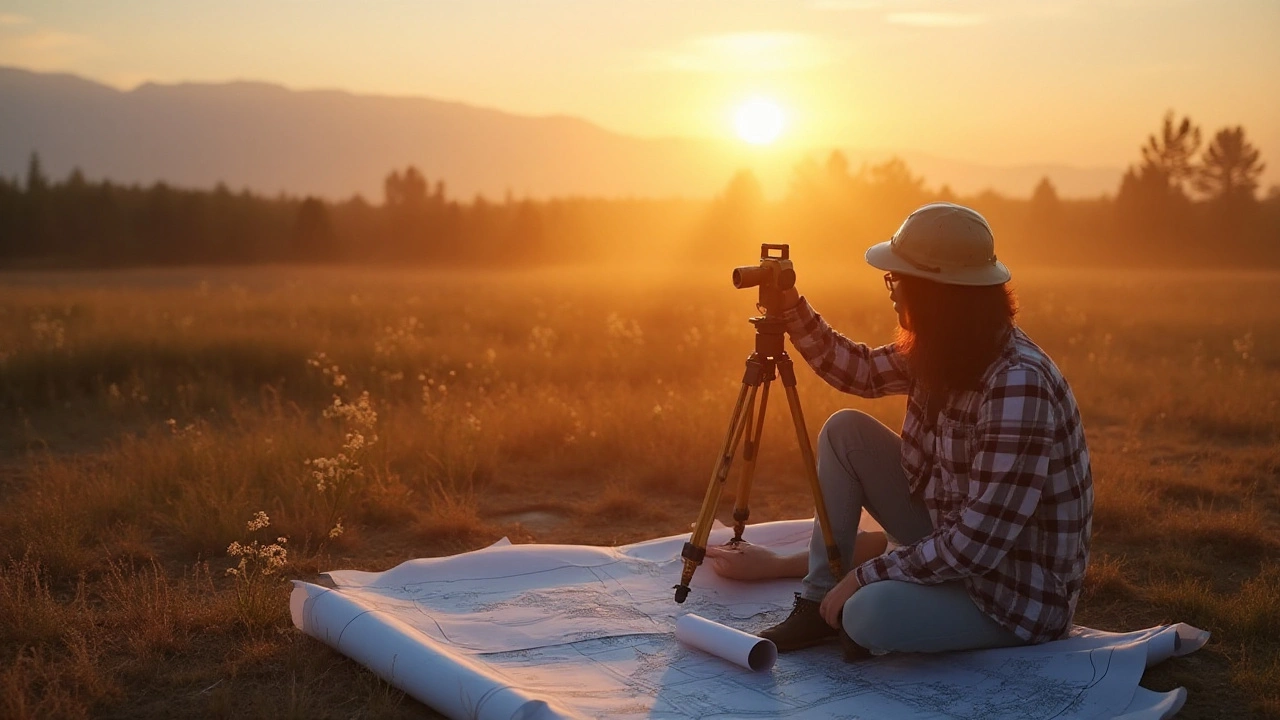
[780,297,911,398]
[854,367,1056,585]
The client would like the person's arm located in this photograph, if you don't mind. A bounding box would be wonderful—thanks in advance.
[853,368,1056,587]
[705,530,888,581]
[778,288,912,398]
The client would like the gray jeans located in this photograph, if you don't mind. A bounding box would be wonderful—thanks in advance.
[802,409,1025,654]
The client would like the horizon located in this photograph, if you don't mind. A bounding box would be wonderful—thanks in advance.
[1,0,1277,194]
[0,63,1264,202]
[1,62,1130,191]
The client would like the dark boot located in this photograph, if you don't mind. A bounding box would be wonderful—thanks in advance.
[758,593,837,651]
[838,628,873,662]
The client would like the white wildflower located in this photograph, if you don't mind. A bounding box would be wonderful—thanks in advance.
[246,510,270,532]
[323,392,378,431]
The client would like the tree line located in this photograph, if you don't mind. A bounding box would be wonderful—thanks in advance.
[0,111,1275,270]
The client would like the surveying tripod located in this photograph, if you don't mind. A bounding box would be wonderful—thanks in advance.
[673,245,844,603]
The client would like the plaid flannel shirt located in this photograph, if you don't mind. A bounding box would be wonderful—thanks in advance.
[782,298,1093,643]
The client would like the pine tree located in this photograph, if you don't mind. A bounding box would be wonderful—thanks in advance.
[25,152,48,194]
[1029,177,1062,237]
[697,170,764,261]
[1194,126,1266,205]
[1140,111,1201,194]
[292,197,337,261]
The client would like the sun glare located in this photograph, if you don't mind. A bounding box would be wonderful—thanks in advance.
[733,97,785,145]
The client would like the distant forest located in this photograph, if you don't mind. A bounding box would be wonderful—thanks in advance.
[0,112,1276,270]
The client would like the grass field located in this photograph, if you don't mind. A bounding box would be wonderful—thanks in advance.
[0,263,1277,719]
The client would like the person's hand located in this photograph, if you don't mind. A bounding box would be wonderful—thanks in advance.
[780,287,801,311]
[704,541,783,581]
[819,572,862,629]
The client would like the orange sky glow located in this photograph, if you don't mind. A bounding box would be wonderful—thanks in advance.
[1,0,1277,187]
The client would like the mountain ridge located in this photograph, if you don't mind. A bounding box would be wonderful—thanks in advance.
[0,65,1122,201]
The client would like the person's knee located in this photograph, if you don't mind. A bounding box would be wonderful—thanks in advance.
[819,409,877,452]
[842,582,903,652]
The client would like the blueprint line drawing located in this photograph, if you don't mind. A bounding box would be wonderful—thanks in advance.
[291,519,1208,720]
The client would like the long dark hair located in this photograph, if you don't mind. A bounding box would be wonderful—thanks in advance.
[894,275,1018,401]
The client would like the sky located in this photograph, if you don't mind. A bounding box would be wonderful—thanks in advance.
[1,0,1277,185]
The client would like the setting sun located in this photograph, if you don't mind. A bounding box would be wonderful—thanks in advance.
[733,97,785,145]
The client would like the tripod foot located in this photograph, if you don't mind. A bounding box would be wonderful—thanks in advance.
[673,584,690,603]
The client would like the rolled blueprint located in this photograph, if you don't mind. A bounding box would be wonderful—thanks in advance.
[674,613,777,671]
[291,581,581,720]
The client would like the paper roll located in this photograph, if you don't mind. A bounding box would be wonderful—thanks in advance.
[291,582,582,720]
[674,613,777,671]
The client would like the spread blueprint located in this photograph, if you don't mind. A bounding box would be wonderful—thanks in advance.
[291,519,1207,720]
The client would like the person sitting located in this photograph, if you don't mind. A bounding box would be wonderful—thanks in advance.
[707,202,1094,658]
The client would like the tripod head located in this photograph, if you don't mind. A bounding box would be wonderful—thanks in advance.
[749,316,788,358]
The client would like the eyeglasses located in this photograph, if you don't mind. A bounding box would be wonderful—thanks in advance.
[883,272,898,293]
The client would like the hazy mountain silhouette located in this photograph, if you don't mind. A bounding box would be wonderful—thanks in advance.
[0,66,1120,200]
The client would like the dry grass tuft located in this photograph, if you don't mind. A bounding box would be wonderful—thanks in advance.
[100,560,224,657]
[1,631,121,720]
[589,478,668,522]
[0,553,86,647]
[1235,650,1280,718]
[1080,553,1137,606]
[416,480,487,545]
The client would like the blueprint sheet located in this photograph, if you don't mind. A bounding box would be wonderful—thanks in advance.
[291,519,1207,720]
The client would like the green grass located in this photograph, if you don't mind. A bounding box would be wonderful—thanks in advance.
[0,263,1277,718]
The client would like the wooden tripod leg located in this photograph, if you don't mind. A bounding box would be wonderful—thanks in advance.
[778,356,845,581]
[731,374,772,542]
[674,360,763,603]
